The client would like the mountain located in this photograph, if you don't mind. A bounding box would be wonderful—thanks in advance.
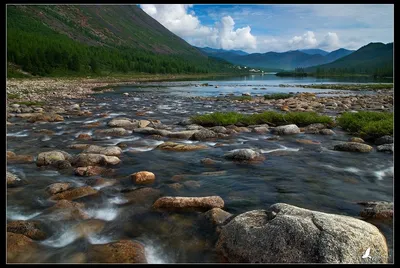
[197,47,249,56]
[199,47,354,70]
[299,49,329,56]
[306,42,393,76]
[7,5,236,77]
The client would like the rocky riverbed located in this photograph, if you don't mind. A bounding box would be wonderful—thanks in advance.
[6,78,393,263]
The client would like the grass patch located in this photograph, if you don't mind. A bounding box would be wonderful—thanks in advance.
[191,111,333,127]
[337,111,393,139]
[15,101,45,106]
[7,93,20,99]
[264,93,293,100]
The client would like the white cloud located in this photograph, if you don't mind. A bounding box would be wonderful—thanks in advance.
[140,4,257,51]
[288,31,318,49]
[319,32,340,50]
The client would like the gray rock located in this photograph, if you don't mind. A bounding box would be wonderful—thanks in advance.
[83,145,122,156]
[71,153,121,167]
[107,118,138,129]
[320,129,335,135]
[46,183,72,195]
[133,127,171,136]
[167,130,199,139]
[186,124,204,130]
[216,203,388,263]
[153,196,224,211]
[271,124,300,135]
[210,126,228,134]
[191,129,218,140]
[36,150,72,167]
[304,123,326,134]
[333,142,372,153]
[7,172,23,187]
[375,136,393,145]
[224,149,265,161]
[96,128,130,136]
[376,143,393,153]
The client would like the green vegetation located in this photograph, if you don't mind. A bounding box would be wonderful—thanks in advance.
[191,111,333,127]
[15,101,45,106]
[337,111,393,139]
[264,93,293,100]
[7,5,242,78]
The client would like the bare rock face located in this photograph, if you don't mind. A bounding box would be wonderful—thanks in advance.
[36,150,72,167]
[333,142,372,153]
[131,171,156,184]
[49,186,98,201]
[358,201,393,220]
[153,196,224,211]
[216,203,388,263]
[7,220,47,240]
[45,182,72,195]
[156,142,208,151]
[271,124,300,135]
[87,240,147,263]
[224,149,265,162]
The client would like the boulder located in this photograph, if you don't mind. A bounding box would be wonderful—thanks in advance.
[216,203,388,263]
[46,182,72,195]
[95,128,130,136]
[190,129,218,141]
[51,160,72,170]
[333,142,373,153]
[377,144,393,153]
[74,166,108,177]
[77,133,92,140]
[153,196,224,211]
[131,171,155,184]
[107,118,138,129]
[375,136,393,145]
[138,120,151,128]
[7,220,47,240]
[83,145,122,156]
[224,149,265,161]
[87,240,147,263]
[210,126,228,134]
[49,186,98,201]
[271,124,300,135]
[358,201,393,220]
[71,153,121,167]
[349,137,365,143]
[36,150,72,167]
[7,232,39,263]
[156,142,208,151]
[133,127,171,136]
[320,129,335,135]
[7,171,23,187]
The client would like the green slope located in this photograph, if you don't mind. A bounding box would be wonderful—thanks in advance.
[7,5,238,77]
[306,42,393,77]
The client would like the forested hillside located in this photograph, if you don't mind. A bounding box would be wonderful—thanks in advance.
[7,5,238,77]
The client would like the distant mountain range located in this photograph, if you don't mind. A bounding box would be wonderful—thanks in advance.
[197,47,354,70]
[305,42,393,76]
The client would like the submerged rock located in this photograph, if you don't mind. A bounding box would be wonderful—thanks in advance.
[7,153,34,164]
[271,124,300,135]
[224,149,265,162]
[153,196,224,211]
[216,203,388,263]
[204,208,233,225]
[7,171,23,187]
[44,200,89,220]
[7,220,47,240]
[123,187,162,206]
[358,201,393,220]
[7,232,39,263]
[131,171,156,184]
[46,182,72,195]
[87,240,147,263]
[156,142,208,151]
[333,142,372,153]
[49,186,98,201]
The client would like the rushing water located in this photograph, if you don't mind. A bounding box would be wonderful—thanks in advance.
[7,75,393,263]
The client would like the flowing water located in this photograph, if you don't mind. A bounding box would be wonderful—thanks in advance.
[7,75,393,263]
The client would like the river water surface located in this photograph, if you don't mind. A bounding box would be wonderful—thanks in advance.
[7,75,393,263]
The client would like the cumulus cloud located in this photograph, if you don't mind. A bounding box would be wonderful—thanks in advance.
[319,32,340,50]
[288,31,318,49]
[140,4,257,51]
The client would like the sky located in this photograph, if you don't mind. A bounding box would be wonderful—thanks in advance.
[139,4,394,53]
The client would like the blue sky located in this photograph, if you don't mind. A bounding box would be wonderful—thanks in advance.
[139,4,394,53]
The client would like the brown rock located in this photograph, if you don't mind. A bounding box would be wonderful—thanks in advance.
[358,201,393,220]
[7,232,38,263]
[77,133,92,140]
[153,196,224,211]
[28,113,64,123]
[204,208,233,225]
[46,182,72,195]
[7,154,35,164]
[7,220,47,240]
[45,200,89,220]
[49,186,98,201]
[295,139,321,145]
[87,240,147,263]
[131,171,155,184]
[123,187,162,206]
[349,137,365,143]
[85,177,117,188]
[200,158,216,165]
[74,166,107,177]
[157,142,208,151]
[67,144,91,150]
